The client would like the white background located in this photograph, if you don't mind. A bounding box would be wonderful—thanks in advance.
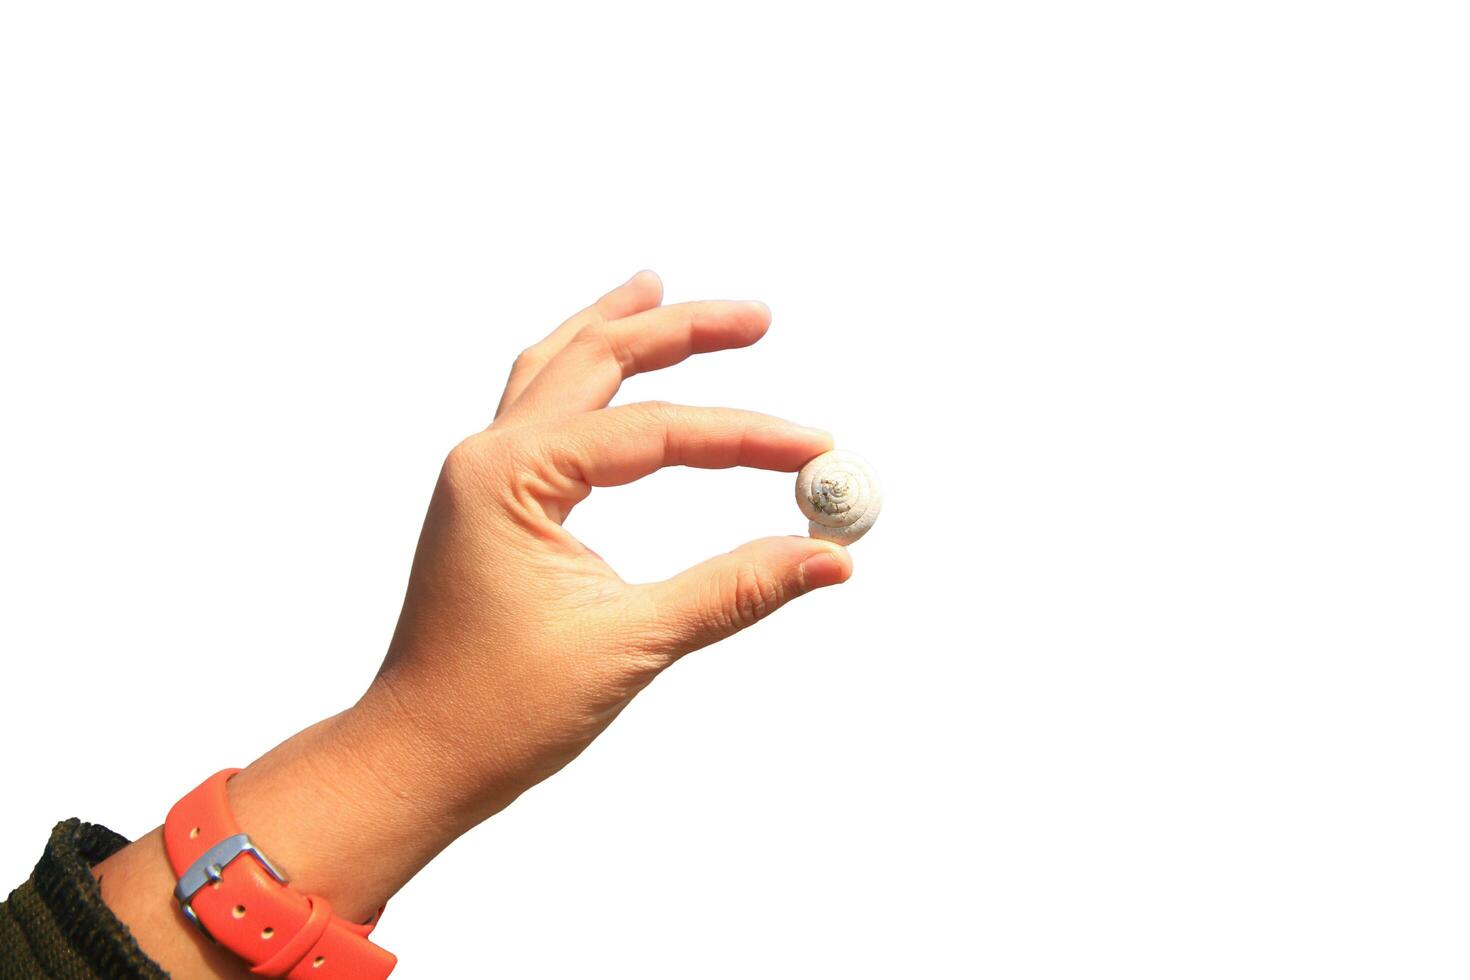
[2,3,1467,977]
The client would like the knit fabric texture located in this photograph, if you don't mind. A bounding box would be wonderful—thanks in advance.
[0,819,167,979]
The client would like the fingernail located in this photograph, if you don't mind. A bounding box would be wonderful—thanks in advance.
[800,548,849,591]
[795,424,834,442]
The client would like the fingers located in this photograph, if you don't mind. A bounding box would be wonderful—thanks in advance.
[636,536,852,657]
[535,402,832,490]
[494,270,664,420]
[495,300,772,426]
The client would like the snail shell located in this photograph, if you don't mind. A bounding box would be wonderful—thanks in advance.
[796,450,882,545]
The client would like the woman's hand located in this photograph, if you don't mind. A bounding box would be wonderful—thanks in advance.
[365,270,853,825]
[94,274,852,978]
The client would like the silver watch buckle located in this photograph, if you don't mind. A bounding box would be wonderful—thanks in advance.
[173,833,288,941]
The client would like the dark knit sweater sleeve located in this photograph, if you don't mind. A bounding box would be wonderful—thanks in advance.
[0,820,168,979]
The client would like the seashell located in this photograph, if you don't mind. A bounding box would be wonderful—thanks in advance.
[795,450,881,545]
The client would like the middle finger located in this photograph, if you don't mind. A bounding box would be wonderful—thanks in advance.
[495,300,772,426]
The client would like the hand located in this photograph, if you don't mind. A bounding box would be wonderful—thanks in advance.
[93,274,853,978]
[365,271,852,826]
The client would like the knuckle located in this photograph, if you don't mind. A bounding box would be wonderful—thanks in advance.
[572,321,608,345]
[631,399,674,421]
[439,438,483,490]
[573,324,633,374]
[439,435,507,500]
[623,400,675,444]
[438,442,478,500]
[512,346,545,374]
[727,562,783,631]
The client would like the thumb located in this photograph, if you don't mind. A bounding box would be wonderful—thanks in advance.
[641,536,853,657]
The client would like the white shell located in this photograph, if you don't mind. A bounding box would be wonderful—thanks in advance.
[795,450,882,545]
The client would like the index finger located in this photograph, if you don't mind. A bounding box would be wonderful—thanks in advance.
[535,402,833,488]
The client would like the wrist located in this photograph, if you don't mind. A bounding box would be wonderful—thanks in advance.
[224,699,461,924]
[92,699,449,979]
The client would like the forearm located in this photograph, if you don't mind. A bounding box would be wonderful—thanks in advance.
[90,693,470,978]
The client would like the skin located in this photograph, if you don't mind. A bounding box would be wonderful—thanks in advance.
[91,271,853,977]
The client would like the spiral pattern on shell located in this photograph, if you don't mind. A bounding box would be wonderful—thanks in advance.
[795,450,882,545]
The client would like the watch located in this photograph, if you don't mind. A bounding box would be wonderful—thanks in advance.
[164,768,397,978]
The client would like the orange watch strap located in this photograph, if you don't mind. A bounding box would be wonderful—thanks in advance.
[164,769,397,979]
